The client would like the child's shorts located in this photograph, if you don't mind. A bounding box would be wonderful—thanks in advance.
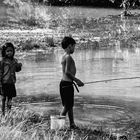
[1,84,16,98]
[60,80,74,109]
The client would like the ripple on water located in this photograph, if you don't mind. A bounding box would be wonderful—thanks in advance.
[16,94,137,134]
[74,102,133,132]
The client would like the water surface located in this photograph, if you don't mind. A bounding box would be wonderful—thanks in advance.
[14,47,140,132]
[16,47,140,98]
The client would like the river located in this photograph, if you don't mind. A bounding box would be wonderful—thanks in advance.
[17,47,140,99]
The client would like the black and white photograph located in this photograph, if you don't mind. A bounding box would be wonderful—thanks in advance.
[0,0,140,139]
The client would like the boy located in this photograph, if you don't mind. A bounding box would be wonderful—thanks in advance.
[59,36,84,129]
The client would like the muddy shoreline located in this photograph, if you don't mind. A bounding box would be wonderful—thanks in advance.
[12,93,140,135]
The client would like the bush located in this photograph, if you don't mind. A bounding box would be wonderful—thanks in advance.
[4,0,51,27]
[21,39,40,51]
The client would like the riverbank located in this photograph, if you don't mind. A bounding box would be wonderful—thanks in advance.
[1,13,140,52]
[0,106,120,140]
[0,94,140,140]
[0,2,140,51]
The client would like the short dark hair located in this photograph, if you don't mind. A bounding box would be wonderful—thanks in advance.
[1,42,15,58]
[61,36,76,49]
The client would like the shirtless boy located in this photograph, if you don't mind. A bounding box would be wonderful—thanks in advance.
[59,36,84,129]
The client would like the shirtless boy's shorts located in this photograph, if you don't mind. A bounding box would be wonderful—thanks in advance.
[60,80,74,109]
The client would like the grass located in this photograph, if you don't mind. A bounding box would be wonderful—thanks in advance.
[0,104,140,140]
[1,13,140,52]
[4,0,55,27]
[1,1,140,51]
[0,106,122,140]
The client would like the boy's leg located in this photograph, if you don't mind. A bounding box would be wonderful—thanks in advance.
[60,106,68,116]
[1,96,6,116]
[68,107,79,129]
[7,97,12,112]
[68,107,75,127]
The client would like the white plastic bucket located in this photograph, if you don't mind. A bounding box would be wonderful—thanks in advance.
[50,115,66,130]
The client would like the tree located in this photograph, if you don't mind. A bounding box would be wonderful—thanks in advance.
[110,0,140,16]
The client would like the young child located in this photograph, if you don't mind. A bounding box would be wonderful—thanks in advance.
[60,36,84,129]
[0,42,22,116]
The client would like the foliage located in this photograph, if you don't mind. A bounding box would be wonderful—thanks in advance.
[108,0,140,16]
[3,0,51,27]
[1,0,140,51]
[109,0,140,8]
[27,0,140,8]
[0,107,120,140]
[0,104,139,140]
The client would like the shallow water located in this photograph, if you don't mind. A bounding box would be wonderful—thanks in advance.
[16,47,140,98]
[15,47,140,131]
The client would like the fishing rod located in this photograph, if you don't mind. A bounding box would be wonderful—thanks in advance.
[84,76,140,85]
[62,76,140,91]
